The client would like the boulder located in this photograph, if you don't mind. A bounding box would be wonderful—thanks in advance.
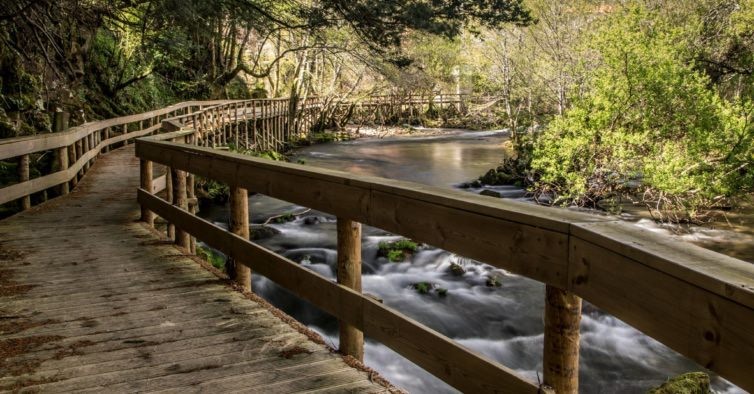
[250,225,281,240]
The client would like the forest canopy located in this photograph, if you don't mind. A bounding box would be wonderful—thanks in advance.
[0,0,530,135]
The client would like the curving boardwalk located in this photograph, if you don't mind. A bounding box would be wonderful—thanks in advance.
[0,146,389,393]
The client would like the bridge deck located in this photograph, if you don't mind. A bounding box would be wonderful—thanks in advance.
[0,147,388,393]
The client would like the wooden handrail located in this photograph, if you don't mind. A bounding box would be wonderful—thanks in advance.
[0,96,334,211]
[136,114,754,392]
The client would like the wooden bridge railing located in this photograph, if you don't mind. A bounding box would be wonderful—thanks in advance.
[135,106,754,393]
[0,100,233,210]
[0,96,325,213]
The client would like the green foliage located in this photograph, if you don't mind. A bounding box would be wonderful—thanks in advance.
[412,282,432,294]
[197,178,230,203]
[255,150,287,161]
[649,372,711,394]
[228,144,288,162]
[530,5,754,222]
[197,246,226,269]
[314,0,532,50]
[378,239,418,262]
[387,250,404,262]
[274,213,296,224]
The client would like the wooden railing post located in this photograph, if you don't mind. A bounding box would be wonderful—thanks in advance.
[140,159,154,226]
[82,135,90,172]
[68,144,77,188]
[103,128,110,153]
[166,169,174,239]
[336,217,364,361]
[171,167,190,249]
[18,154,30,210]
[543,285,582,394]
[187,171,197,254]
[230,186,251,291]
[57,147,69,195]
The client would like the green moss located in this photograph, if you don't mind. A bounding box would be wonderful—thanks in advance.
[486,275,502,287]
[378,239,419,262]
[436,287,448,297]
[254,150,286,161]
[649,372,711,394]
[386,249,404,262]
[449,263,465,276]
[197,246,225,270]
[412,282,432,294]
[274,213,296,224]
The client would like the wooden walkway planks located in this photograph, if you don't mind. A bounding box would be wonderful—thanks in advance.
[0,146,390,393]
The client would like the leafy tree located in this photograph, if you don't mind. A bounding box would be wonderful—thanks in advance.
[530,5,754,222]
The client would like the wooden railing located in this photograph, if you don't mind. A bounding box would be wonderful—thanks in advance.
[0,97,325,212]
[0,100,227,209]
[135,105,754,393]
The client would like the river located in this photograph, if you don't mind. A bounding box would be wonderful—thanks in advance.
[199,129,748,393]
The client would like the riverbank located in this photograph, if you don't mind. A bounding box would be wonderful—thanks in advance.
[344,124,490,139]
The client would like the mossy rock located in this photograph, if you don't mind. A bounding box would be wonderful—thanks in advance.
[378,239,418,262]
[648,372,711,394]
[449,262,465,276]
[486,275,502,287]
[250,225,280,241]
[480,189,502,198]
[479,168,515,186]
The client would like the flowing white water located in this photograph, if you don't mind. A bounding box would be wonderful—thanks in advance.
[200,130,747,393]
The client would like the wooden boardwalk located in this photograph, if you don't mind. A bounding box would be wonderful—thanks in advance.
[0,146,389,393]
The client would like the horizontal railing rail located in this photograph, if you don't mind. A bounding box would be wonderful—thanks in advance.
[135,112,754,393]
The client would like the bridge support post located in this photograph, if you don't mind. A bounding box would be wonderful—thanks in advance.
[230,187,251,291]
[543,285,582,394]
[140,159,154,226]
[18,154,30,210]
[336,218,364,361]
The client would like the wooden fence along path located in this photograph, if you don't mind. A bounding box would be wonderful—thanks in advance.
[1,96,754,393]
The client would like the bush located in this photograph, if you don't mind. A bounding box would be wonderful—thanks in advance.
[530,6,754,222]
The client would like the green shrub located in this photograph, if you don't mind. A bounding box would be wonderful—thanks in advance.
[530,6,754,222]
